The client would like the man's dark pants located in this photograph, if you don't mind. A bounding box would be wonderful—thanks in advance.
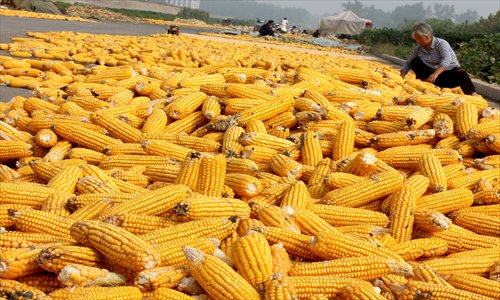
[410,57,476,95]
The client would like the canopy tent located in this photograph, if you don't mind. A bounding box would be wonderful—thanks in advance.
[319,10,372,35]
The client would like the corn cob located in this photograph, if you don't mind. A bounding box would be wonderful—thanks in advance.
[134,265,189,291]
[197,154,226,197]
[419,224,500,253]
[183,246,260,300]
[70,220,161,271]
[322,171,403,207]
[142,216,238,245]
[0,278,49,300]
[449,211,500,236]
[0,246,45,279]
[413,209,451,232]
[48,286,142,300]
[38,245,104,273]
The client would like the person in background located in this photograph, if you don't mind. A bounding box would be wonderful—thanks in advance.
[280,17,288,33]
[400,21,477,95]
[290,26,300,34]
[312,29,320,38]
[259,20,275,36]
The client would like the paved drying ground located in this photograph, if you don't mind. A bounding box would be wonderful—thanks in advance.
[0,15,401,102]
[2,15,496,109]
[0,15,214,101]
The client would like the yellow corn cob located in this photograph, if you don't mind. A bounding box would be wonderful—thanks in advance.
[232,230,273,292]
[413,209,451,232]
[322,171,403,207]
[366,120,406,134]
[448,168,499,190]
[264,273,297,300]
[377,147,460,168]
[76,176,118,194]
[201,96,222,121]
[456,101,479,138]
[255,205,298,232]
[433,112,454,138]
[234,97,295,126]
[134,265,189,291]
[141,132,221,152]
[490,261,500,282]
[419,224,500,253]
[34,129,58,148]
[309,204,388,227]
[90,111,142,143]
[140,109,167,133]
[340,151,378,177]
[0,278,49,300]
[371,129,437,149]
[226,84,275,101]
[300,130,322,167]
[268,153,302,179]
[449,211,500,237]
[37,244,104,273]
[222,126,245,158]
[8,208,74,239]
[473,190,500,205]
[166,92,207,120]
[163,111,208,134]
[183,246,260,300]
[48,286,142,300]
[99,155,179,170]
[142,216,238,245]
[290,255,411,280]
[16,273,62,294]
[269,243,292,274]
[52,123,121,153]
[405,107,434,130]
[70,220,161,272]
[104,214,176,235]
[282,206,334,236]
[391,237,448,261]
[289,275,373,299]
[102,184,190,218]
[57,264,125,287]
[445,274,499,299]
[0,141,33,161]
[264,111,298,130]
[197,154,226,197]
[223,173,262,198]
[0,246,45,279]
[331,119,355,160]
[253,226,320,261]
[280,180,311,209]
[173,196,250,221]
[309,228,407,264]
[467,120,500,140]
[416,187,473,214]
[69,198,114,221]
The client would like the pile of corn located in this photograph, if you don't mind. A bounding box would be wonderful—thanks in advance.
[145,18,228,31]
[0,30,499,300]
[0,8,89,22]
[199,32,359,55]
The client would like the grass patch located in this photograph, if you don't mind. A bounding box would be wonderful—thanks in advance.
[107,8,176,21]
[52,1,72,13]
[370,43,397,56]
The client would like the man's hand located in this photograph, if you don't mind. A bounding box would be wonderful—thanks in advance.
[427,67,445,84]
[426,72,439,83]
[399,70,407,78]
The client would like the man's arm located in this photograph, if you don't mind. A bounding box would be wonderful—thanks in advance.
[427,40,454,83]
[400,47,419,78]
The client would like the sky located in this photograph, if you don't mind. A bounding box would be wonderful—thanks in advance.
[256,1,499,18]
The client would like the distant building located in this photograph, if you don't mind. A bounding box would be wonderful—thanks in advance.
[164,0,200,9]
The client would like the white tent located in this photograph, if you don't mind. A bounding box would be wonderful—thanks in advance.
[319,10,372,35]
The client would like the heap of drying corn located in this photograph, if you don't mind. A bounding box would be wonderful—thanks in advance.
[0,30,499,300]
[199,32,359,55]
[0,8,89,22]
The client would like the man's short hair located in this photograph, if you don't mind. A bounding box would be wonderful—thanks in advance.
[412,22,433,39]
[267,20,274,24]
